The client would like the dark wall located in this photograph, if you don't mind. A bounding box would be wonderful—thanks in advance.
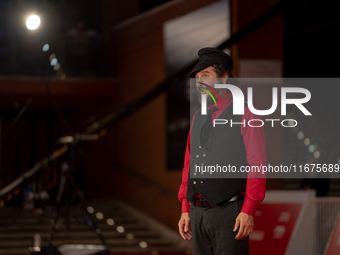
[284,0,340,125]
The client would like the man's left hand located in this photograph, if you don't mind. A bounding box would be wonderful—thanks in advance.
[233,212,254,240]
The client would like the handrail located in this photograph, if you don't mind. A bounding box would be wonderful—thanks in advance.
[108,162,178,198]
[0,145,67,197]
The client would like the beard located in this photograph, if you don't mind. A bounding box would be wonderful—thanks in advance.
[195,77,226,107]
[196,88,225,108]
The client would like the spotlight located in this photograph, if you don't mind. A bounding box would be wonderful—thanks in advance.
[126,233,134,240]
[53,63,60,71]
[107,219,114,226]
[50,58,58,66]
[26,15,41,30]
[308,145,315,153]
[87,206,94,214]
[304,138,310,146]
[116,226,125,233]
[60,73,66,80]
[95,212,104,220]
[139,241,148,248]
[42,44,49,52]
[49,54,56,61]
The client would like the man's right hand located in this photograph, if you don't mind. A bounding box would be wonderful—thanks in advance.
[178,212,191,240]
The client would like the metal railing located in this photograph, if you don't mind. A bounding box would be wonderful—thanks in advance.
[108,162,178,198]
[315,197,340,255]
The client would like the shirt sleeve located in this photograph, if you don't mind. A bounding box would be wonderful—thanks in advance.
[178,111,197,214]
[240,106,267,216]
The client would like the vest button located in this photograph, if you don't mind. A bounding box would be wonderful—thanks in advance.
[201,163,204,166]
[193,172,197,176]
[193,181,196,184]
[199,146,201,148]
[194,163,197,166]
[201,172,204,175]
[203,154,206,157]
[200,181,203,184]
[196,155,199,158]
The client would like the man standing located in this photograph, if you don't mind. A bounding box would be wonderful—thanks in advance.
[178,47,266,255]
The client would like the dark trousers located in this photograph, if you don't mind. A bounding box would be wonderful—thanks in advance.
[189,199,249,255]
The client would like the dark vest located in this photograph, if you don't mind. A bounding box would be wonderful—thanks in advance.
[186,102,248,205]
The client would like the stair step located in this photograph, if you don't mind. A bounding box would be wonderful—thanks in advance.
[0,201,189,255]
[0,222,149,232]
[0,230,160,239]
[0,246,183,254]
[0,238,172,248]
[0,210,127,219]
[0,216,137,225]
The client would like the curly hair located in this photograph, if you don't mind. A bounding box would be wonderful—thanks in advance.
[213,64,239,86]
[212,64,233,78]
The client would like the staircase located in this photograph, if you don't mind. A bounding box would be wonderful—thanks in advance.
[0,199,191,254]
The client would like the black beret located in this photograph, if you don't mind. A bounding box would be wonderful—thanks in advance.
[188,47,234,78]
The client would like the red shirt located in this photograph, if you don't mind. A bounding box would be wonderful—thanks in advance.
[178,91,267,216]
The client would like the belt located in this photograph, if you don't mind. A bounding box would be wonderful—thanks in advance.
[190,194,245,208]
